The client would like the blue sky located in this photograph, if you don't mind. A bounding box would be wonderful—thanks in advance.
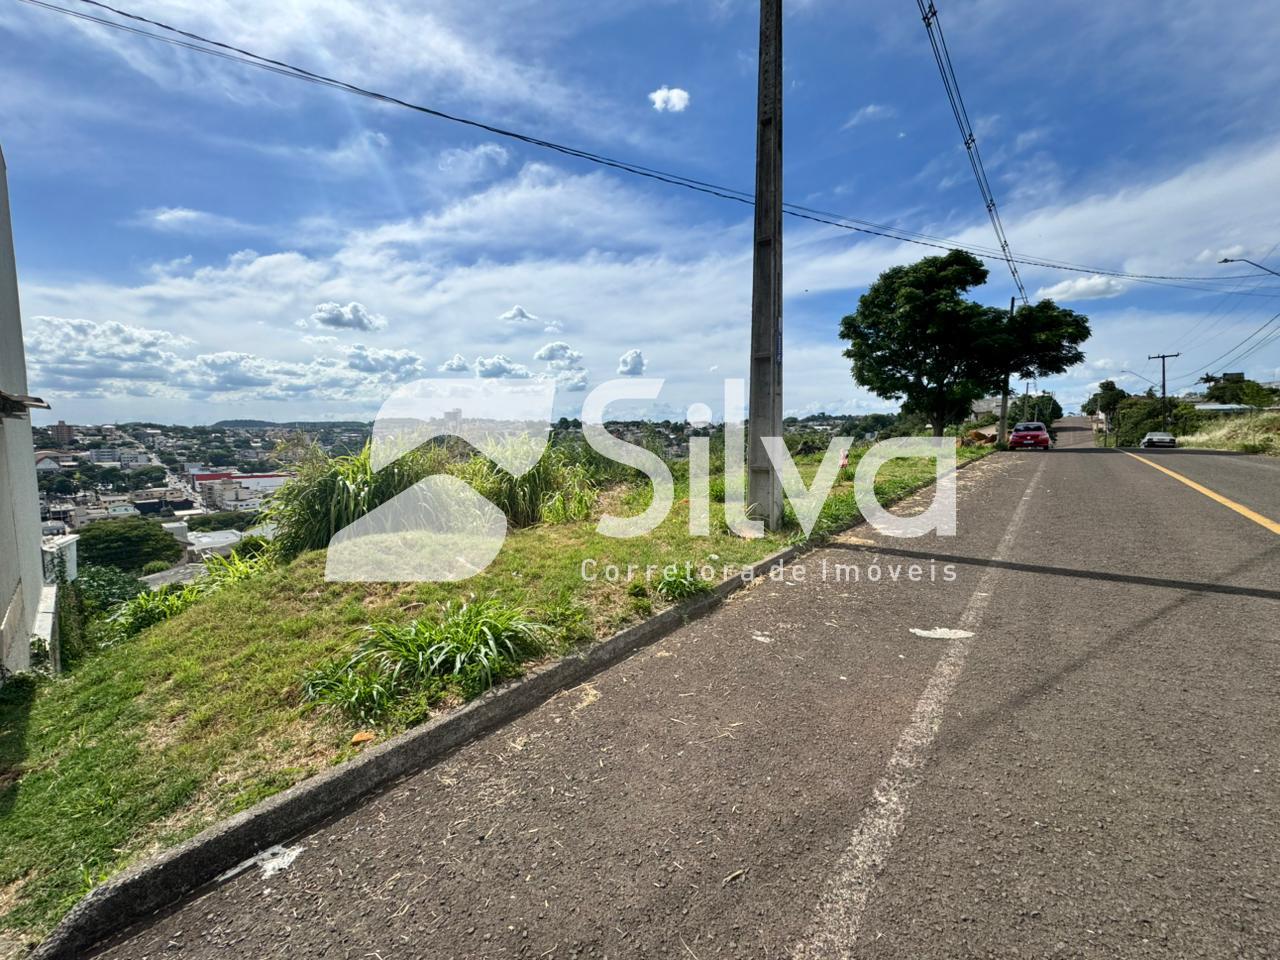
[4,0,1280,425]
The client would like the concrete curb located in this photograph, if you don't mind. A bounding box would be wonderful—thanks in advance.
[35,450,993,959]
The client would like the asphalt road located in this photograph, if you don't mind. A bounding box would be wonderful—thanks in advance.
[96,419,1279,959]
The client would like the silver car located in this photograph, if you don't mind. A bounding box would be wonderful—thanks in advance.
[1139,431,1176,448]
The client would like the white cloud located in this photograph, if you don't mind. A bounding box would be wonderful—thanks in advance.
[436,143,511,183]
[534,340,589,390]
[0,1,596,126]
[23,134,1280,423]
[842,103,895,129]
[617,348,646,376]
[499,304,539,324]
[648,85,691,112]
[533,341,582,367]
[135,207,257,235]
[300,301,387,331]
[555,369,589,391]
[1035,275,1128,302]
[499,303,562,333]
[474,354,532,378]
[343,344,425,379]
[23,315,388,403]
[438,353,470,372]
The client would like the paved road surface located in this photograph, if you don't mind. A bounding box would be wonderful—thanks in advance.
[97,419,1279,959]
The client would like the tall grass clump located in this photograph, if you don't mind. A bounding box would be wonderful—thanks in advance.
[266,442,450,560]
[540,459,597,523]
[303,599,548,724]
[655,567,713,602]
[95,550,271,647]
[447,442,598,527]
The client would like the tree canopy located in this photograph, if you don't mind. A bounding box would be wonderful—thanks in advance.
[839,250,995,436]
[77,517,184,572]
[839,250,1090,435]
[1082,380,1130,419]
[1205,377,1278,407]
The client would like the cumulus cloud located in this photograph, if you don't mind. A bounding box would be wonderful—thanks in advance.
[1034,275,1128,302]
[438,353,470,372]
[499,304,538,324]
[474,354,532,378]
[344,344,424,379]
[534,340,589,391]
[301,301,387,331]
[25,316,192,390]
[648,85,690,112]
[617,348,646,376]
[842,103,895,129]
[533,341,582,367]
[555,369,589,392]
[23,315,408,404]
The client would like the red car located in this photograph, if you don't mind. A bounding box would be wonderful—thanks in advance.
[1009,421,1051,449]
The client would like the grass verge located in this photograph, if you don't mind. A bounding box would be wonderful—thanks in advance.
[1177,412,1280,456]
[0,445,991,944]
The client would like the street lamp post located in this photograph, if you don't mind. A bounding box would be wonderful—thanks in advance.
[1219,257,1280,278]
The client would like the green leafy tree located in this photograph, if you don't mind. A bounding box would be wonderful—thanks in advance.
[38,473,76,496]
[1206,378,1277,408]
[127,465,168,491]
[77,517,184,572]
[980,299,1090,440]
[1008,394,1065,424]
[1082,380,1130,420]
[76,564,146,616]
[1239,380,1277,411]
[839,250,995,436]
[1111,397,1201,446]
[185,510,259,532]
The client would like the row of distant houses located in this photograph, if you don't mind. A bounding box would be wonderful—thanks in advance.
[34,445,155,472]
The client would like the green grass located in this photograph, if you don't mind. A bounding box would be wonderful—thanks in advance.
[0,444,991,943]
[1178,412,1280,456]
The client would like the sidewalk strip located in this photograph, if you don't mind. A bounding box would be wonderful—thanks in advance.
[1122,452,1280,535]
[792,456,1048,959]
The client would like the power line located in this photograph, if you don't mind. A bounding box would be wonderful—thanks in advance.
[14,0,1280,295]
[1172,241,1280,352]
[1169,309,1280,387]
[915,0,1027,303]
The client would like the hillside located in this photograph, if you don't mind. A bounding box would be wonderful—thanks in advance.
[1178,412,1280,455]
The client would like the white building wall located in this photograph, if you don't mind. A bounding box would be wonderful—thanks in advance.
[0,144,43,674]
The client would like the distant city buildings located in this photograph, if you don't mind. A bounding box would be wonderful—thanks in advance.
[50,419,75,445]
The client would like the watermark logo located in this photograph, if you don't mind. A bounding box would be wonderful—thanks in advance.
[325,377,956,582]
[325,379,554,582]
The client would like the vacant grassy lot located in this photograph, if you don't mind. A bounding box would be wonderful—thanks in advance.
[0,446,989,944]
[1178,411,1280,455]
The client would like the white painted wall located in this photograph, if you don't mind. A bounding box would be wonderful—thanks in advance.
[0,143,43,673]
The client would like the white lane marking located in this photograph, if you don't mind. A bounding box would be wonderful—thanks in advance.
[908,628,974,639]
[792,455,1048,959]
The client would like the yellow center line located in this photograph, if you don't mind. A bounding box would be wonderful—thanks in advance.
[1122,451,1280,535]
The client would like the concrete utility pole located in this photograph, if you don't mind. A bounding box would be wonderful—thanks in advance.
[997,296,1015,445]
[747,0,784,530]
[1148,352,1180,430]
